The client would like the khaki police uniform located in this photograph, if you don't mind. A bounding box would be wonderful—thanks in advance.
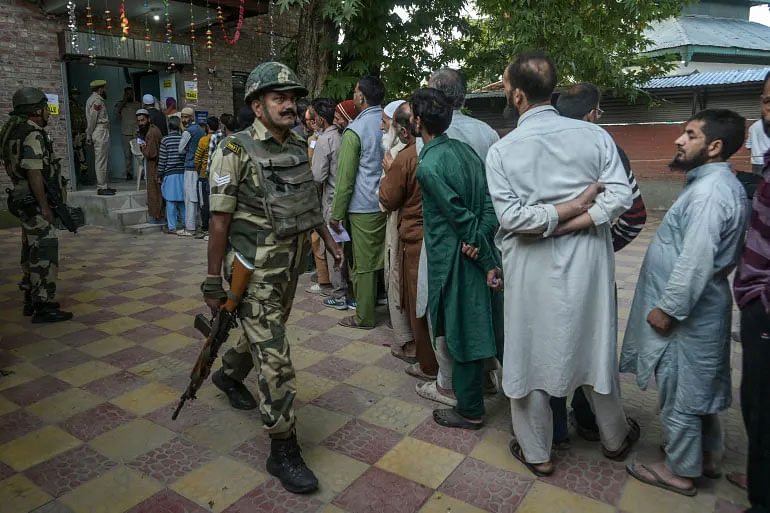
[208,118,312,439]
[86,91,110,189]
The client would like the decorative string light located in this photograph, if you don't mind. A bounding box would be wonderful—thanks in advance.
[86,0,95,66]
[67,1,79,52]
[164,0,175,71]
[145,15,152,70]
[120,1,129,41]
[191,0,197,83]
[205,0,213,53]
[105,9,112,31]
[218,0,245,45]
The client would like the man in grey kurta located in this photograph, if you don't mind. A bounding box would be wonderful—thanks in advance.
[487,52,635,475]
[621,110,748,496]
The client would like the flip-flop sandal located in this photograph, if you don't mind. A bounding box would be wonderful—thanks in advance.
[626,463,697,497]
[338,316,375,330]
[405,363,437,381]
[415,381,457,407]
[603,417,640,461]
[726,472,748,490]
[658,443,722,478]
[508,440,553,477]
[432,408,483,430]
[390,349,417,365]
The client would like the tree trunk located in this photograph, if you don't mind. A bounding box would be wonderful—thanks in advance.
[295,0,337,97]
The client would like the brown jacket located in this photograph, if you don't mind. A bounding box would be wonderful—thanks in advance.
[378,141,423,243]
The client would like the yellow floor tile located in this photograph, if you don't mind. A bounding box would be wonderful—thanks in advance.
[295,404,351,445]
[89,418,175,462]
[419,492,486,513]
[291,346,328,370]
[0,362,45,391]
[119,287,161,300]
[142,332,194,354]
[128,356,189,382]
[70,289,109,302]
[163,297,203,313]
[517,481,615,513]
[58,269,87,280]
[59,466,163,513]
[27,388,103,423]
[0,426,81,471]
[317,308,349,320]
[54,360,120,386]
[79,336,136,358]
[286,326,320,345]
[132,275,168,287]
[111,382,179,416]
[619,476,717,513]
[376,437,464,488]
[286,309,310,324]
[317,506,348,513]
[359,397,431,434]
[11,339,69,361]
[83,277,123,289]
[35,321,88,339]
[170,456,267,512]
[183,411,262,453]
[109,301,153,316]
[67,302,101,316]
[469,428,532,475]
[326,325,366,340]
[97,268,128,277]
[333,341,390,364]
[109,259,136,267]
[153,313,195,331]
[0,474,52,513]
[295,371,338,402]
[344,366,403,395]
[94,317,146,335]
[303,446,368,502]
[0,396,19,416]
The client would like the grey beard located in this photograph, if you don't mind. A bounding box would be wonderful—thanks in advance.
[381,126,399,154]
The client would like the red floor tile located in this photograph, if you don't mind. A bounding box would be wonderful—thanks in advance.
[322,419,403,464]
[24,445,117,497]
[0,349,22,368]
[0,409,45,444]
[74,309,123,326]
[121,324,172,342]
[333,467,432,513]
[229,435,271,469]
[82,370,148,399]
[127,437,216,484]
[543,450,629,506]
[438,457,534,513]
[131,308,177,323]
[33,349,91,373]
[56,328,112,348]
[1,376,71,407]
[0,461,14,481]
[125,489,210,513]
[310,384,381,416]
[63,402,135,441]
[409,417,483,455]
[145,399,221,433]
[303,333,352,354]
[222,478,324,513]
[100,345,163,369]
[305,356,365,382]
[295,313,342,331]
[292,298,328,313]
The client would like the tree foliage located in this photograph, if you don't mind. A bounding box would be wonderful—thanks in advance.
[445,0,686,100]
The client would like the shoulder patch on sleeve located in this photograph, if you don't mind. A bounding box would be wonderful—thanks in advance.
[213,172,231,186]
[224,141,241,155]
[93,104,101,111]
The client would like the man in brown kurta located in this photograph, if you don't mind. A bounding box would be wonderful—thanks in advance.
[136,109,163,221]
[379,102,438,379]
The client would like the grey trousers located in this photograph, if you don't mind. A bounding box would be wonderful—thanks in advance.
[657,346,724,478]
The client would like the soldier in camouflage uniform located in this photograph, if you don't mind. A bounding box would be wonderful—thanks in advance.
[0,88,73,323]
[68,88,93,186]
[201,62,342,494]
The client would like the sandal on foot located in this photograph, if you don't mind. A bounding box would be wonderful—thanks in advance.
[726,472,747,490]
[405,363,437,381]
[432,408,483,430]
[391,348,417,365]
[626,463,697,497]
[509,440,553,477]
[603,417,640,461]
[338,316,375,330]
[416,381,457,407]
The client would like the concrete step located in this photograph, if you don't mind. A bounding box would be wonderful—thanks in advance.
[125,223,163,235]
[114,207,148,228]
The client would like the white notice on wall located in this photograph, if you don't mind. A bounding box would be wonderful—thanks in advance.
[184,81,198,101]
[46,94,59,114]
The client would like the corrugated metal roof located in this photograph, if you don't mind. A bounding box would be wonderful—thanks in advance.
[645,67,770,88]
[644,16,770,52]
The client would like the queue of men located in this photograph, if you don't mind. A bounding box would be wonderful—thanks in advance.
[2,53,768,511]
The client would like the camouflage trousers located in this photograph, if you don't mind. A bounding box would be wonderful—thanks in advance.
[19,213,58,303]
[221,249,301,439]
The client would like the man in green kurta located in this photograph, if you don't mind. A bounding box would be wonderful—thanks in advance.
[330,76,388,329]
[411,87,501,429]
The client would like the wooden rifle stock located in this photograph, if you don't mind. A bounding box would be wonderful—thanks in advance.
[172,255,254,420]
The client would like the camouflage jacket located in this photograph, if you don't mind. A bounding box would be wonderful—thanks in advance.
[2,119,61,196]
[208,119,312,283]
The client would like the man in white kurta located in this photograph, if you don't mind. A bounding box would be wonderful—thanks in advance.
[486,52,636,474]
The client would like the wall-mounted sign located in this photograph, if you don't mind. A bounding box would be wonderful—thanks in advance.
[184,80,198,101]
[46,94,59,114]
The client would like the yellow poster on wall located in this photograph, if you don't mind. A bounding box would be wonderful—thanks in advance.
[46,94,59,114]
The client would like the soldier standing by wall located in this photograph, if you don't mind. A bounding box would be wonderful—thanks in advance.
[202,62,342,494]
[0,88,73,323]
[68,88,93,186]
[86,79,115,196]
[115,86,140,181]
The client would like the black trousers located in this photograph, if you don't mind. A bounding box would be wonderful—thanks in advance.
[550,388,599,443]
[740,299,770,513]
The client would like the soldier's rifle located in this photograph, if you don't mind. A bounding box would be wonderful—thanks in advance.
[172,253,254,420]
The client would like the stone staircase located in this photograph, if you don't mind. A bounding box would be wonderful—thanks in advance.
[67,185,163,234]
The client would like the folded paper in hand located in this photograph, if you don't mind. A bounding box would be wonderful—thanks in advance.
[329,223,351,243]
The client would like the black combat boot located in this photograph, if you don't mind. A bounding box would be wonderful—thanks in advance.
[266,435,319,494]
[23,291,60,317]
[212,369,258,410]
[31,303,73,324]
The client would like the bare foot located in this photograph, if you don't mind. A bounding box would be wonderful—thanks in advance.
[702,450,722,477]
[635,461,694,491]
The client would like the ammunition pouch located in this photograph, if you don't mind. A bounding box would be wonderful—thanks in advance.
[5,188,38,219]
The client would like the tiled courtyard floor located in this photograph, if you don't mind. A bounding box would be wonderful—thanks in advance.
[0,213,750,513]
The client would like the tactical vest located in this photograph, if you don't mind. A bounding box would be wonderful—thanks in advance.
[231,131,323,239]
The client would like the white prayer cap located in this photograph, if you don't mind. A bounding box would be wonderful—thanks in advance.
[142,94,155,105]
[383,100,406,119]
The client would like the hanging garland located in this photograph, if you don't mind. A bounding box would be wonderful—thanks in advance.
[120,1,129,41]
[164,0,175,71]
[67,1,79,52]
[190,0,197,83]
[105,8,112,31]
[217,0,245,45]
[145,15,152,71]
[86,0,95,66]
[205,0,213,53]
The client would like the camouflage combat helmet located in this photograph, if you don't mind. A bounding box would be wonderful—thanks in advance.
[12,87,47,112]
[244,62,308,102]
